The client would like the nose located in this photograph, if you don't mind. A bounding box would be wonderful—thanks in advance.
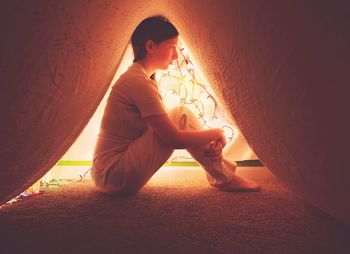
[173,48,178,60]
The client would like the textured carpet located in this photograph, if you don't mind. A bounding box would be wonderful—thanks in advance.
[0,167,349,254]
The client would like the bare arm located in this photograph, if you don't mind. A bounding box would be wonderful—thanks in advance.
[144,114,226,149]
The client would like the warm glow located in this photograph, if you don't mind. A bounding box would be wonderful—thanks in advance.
[0,36,258,207]
[147,166,204,188]
[23,37,253,189]
[157,38,237,140]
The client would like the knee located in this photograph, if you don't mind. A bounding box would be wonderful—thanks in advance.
[168,106,202,130]
[168,106,186,116]
[168,106,194,121]
[174,106,198,119]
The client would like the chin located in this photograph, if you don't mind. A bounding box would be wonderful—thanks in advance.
[160,65,170,70]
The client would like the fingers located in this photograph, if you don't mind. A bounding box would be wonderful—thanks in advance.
[203,151,222,162]
[209,153,223,163]
[215,154,223,163]
[204,141,223,162]
[209,140,223,149]
[203,149,222,157]
[219,137,226,148]
[217,135,226,148]
[204,142,222,155]
[215,141,223,149]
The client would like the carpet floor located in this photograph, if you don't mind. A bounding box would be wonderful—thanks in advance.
[0,167,349,254]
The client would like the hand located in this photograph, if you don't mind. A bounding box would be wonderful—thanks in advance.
[204,140,223,163]
[214,128,226,148]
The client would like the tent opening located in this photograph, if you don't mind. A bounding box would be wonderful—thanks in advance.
[3,37,257,205]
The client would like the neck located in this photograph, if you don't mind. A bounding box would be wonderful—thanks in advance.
[136,59,156,78]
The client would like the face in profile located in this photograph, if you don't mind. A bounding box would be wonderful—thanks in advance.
[152,36,179,70]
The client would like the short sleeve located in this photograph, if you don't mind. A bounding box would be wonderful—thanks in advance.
[131,77,167,118]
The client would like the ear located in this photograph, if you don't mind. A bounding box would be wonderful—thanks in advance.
[145,39,155,54]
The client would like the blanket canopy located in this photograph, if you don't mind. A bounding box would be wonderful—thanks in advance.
[0,1,349,224]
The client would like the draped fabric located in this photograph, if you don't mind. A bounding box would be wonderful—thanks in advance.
[1,0,349,224]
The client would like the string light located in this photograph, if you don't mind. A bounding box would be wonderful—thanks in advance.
[157,41,235,143]
[1,40,237,207]
[0,168,92,208]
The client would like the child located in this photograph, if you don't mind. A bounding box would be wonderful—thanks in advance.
[91,16,260,195]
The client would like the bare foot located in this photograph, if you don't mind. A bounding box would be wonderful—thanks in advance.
[219,175,261,192]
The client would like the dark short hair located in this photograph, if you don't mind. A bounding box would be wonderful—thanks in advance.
[131,16,179,62]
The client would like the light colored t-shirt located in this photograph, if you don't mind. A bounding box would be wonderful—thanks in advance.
[92,62,167,174]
